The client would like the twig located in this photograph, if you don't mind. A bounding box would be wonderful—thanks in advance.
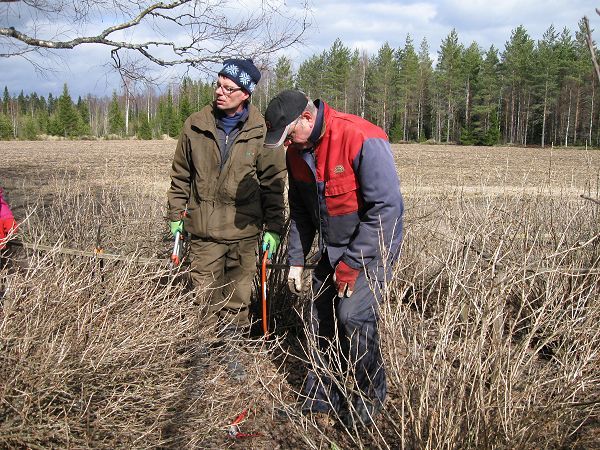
[6,239,165,265]
[6,239,316,270]
[580,194,600,205]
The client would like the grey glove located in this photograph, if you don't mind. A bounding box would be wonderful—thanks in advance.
[287,266,304,294]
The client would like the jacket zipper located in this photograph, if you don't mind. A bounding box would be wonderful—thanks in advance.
[303,149,324,253]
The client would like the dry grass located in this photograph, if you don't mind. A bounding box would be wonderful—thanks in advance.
[1,141,599,449]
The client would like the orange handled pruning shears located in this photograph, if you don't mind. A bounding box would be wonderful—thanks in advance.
[227,408,262,439]
[261,248,269,336]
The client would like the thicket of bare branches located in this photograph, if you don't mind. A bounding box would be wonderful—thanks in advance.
[258,185,599,449]
[1,144,599,448]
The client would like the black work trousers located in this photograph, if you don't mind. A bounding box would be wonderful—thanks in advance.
[302,255,388,415]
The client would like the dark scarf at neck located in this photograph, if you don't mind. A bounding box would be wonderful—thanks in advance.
[219,107,247,135]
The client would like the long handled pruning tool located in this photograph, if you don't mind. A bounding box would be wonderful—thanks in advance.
[261,245,317,337]
[261,248,269,336]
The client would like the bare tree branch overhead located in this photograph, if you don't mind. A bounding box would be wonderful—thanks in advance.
[0,0,311,80]
[583,11,600,83]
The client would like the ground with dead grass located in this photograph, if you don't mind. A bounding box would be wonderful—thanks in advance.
[1,141,599,449]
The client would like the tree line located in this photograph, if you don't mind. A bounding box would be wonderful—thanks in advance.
[1,21,598,147]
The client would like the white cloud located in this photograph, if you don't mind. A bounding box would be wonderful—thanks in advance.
[2,0,600,97]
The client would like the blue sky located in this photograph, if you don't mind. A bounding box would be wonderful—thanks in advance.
[1,0,598,99]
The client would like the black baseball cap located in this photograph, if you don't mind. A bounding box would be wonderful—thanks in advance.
[264,90,309,148]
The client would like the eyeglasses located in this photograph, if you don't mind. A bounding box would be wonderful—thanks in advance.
[215,82,243,96]
[284,117,301,143]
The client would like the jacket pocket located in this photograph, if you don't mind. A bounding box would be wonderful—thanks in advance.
[324,174,360,216]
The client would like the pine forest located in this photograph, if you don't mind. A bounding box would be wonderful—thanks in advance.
[2,22,599,148]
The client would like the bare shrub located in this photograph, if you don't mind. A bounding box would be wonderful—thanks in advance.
[1,142,599,448]
[261,187,599,449]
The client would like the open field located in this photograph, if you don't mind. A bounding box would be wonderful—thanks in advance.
[1,141,599,449]
[2,140,599,196]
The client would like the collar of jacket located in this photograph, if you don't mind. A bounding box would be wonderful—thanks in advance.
[308,99,326,147]
[189,102,265,138]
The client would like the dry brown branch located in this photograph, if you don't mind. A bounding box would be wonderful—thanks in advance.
[581,194,600,205]
[0,0,311,82]
[584,13,600,83]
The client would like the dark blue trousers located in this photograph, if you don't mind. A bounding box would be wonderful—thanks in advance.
[302,256,388,415]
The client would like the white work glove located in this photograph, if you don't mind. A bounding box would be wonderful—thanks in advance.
[287,266,304,294]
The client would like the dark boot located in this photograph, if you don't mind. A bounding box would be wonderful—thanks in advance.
[341,398,383,428]
[222,348,247,382]
[217,325,248,381]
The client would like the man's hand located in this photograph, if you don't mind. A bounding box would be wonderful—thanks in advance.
[333,261,360,297]
[287,266,304,294]
[169,220,183,237]
[262,231,280,259]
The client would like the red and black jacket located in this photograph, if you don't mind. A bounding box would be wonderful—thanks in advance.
[287,100,404,270]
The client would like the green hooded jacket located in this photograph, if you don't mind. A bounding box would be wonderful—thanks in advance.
[167,103,286,241]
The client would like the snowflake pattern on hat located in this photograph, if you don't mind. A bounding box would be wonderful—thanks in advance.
[218,59,260,94]
[224,64,239,76]
[239,71,251,87]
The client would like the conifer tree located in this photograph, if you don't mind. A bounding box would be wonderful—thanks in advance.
[50,83,80,137]
[108,91,125,136]
[179,78,193,128]
[437,29,464,142]
[137,114,153,140]
[417,38,433,140]
[47,93,56,115]
[17,91,27,115]
[346,50,368,117]
[0,114,13,139]
[296,53,326,99]
[574,19,597,145]
[459,42,483,144]
[76,96,91,135]
[471,46,501,145]
[501,26,535,144]
[366,43,399,134]
[2,87,9,115]
[323,38,352,110]
[274,56,295,94]
[21,115,39,140]
[395,34,420,141]
[534,25,561,147]
[158,88,178,138]
[555,27,578,146]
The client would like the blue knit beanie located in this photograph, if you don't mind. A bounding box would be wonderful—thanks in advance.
[218,58,261,94]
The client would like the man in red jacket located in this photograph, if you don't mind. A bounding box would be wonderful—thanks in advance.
[264,90,404,427]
